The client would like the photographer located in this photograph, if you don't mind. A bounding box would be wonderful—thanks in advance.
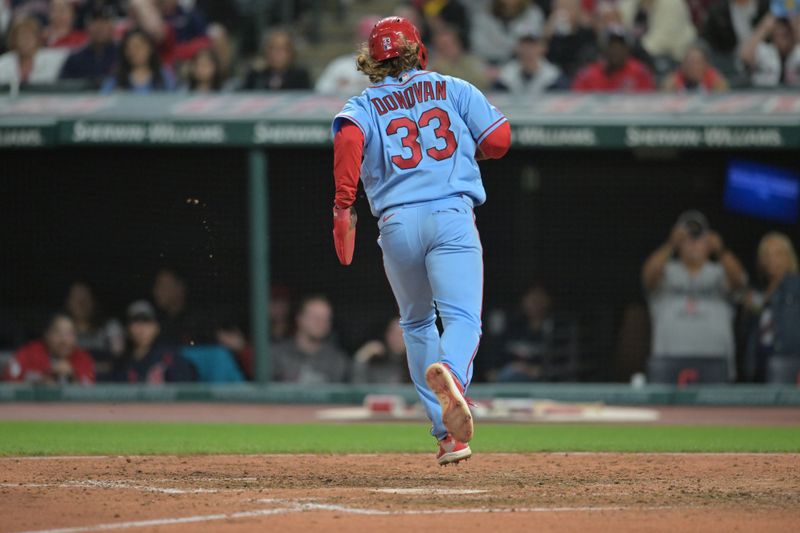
[642,211,747,380]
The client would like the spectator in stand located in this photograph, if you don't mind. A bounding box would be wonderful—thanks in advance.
[686,0,719,28]
[205,22,232,78]
[0,15,68,86]
[5,0,50,26]
[268,284,292,343]
[593,0,626,36]
[214,322,251,379]
[128,0,210,66]
[101,28,175,92]
[571,26,656,91]
[471,0,545,64]
[242,28,310,90]
[182,46,223,92]
[702,0,770,56]
[642,211,748,380]
[158,0,207,45]
[59,3,117,88]
[215,285,294,380]
[428,24,488,90]
[76,0,126,22]
[662,43,729,91]
[542,0,598,78]
[0,2,11,53]
[2,312,95,385]
[495,33,566,94]
[271,295,349,383]
[781,16,800,86]
[352,317,410,384]
[100,29,176,94]
[160,0,218,67]
[739,14,800,86]
[315,15,378,96]
[619,0,697,66]
[743,232,800,382]
[64,281,125,363]
[110,300,196,383]
[44,0,86,49]
[152,267,203,346]
[417,0,471,50]
[493,284,579,382]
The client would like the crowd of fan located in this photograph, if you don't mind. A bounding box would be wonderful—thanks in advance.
[0,268,414,385]
[1,221,798,386]
[637,214,800,384]
[1,0,799,96]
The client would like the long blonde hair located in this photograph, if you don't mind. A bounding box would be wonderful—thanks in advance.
[356,40,421,83]
[758,232,799,276]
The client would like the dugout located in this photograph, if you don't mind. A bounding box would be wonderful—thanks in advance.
[2,92,799,385]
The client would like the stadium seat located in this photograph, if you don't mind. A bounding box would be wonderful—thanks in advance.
[180,346,245,383]
[766,356,800,385]
[646,356,730,385]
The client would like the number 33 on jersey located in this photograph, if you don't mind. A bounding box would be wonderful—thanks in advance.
[332,70,508,217]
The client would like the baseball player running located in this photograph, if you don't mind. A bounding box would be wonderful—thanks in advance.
[331,17,511,465]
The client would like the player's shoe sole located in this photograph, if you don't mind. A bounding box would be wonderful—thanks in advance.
[425,363,474,443]
[438,445,472,466]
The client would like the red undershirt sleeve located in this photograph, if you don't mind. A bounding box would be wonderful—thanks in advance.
[333,120,365,209]
[477,121,511,160]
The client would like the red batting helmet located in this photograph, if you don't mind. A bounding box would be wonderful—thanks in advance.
[367,17,428,69]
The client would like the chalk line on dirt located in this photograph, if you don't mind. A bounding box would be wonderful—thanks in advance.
[10,508,297,533]
[13,500,678,533]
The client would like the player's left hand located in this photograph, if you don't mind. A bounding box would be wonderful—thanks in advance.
[333,205,357,265]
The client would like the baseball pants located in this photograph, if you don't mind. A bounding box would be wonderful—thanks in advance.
[377,194,483,440]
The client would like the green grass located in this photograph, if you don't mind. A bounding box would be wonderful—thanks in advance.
[1,422,798,456]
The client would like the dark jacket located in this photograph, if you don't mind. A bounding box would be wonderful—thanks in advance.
[111,344,196,383]
[745,274,800,381]
[702,0,769,54]
[546,28,599,78]
[156,307,208,346]
[59,42,118,87]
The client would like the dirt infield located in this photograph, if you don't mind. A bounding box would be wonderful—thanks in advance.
[2,453,799,533]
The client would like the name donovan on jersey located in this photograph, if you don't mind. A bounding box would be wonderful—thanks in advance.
[370,80,447,116]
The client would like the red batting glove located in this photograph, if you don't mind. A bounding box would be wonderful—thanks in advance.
[333,206,357,265]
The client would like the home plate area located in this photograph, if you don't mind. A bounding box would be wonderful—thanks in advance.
[2,454,798,532]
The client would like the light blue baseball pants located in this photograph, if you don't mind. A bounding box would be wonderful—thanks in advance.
[377,194,483,440]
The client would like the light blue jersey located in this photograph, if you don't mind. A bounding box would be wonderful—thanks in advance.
[332,69,507,216]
